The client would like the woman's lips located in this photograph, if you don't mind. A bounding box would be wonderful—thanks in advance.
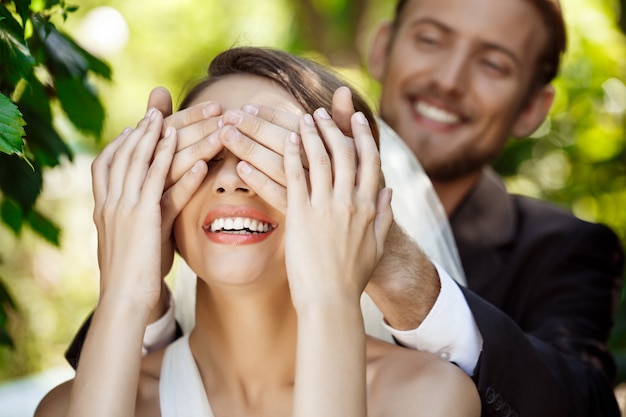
[202,206,278,245]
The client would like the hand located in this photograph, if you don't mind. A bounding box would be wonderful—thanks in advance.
[220,86,358,214]
[145,88,224,277]
[283,108,393,310]
[92,108,176,309]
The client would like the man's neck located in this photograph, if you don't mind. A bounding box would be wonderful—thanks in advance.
[431,171,482,217]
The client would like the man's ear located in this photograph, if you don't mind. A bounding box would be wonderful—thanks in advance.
[368,21,393,82]
[511,85,555,138]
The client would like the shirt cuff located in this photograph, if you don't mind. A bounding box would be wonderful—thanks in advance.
[382,262,483,375]
[141,293,177,356]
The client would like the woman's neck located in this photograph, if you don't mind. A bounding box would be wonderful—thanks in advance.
[189,278,298,407]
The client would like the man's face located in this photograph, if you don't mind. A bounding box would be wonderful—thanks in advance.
[371,0,550,181]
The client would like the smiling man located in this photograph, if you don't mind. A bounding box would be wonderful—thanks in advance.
[361,0,624,415]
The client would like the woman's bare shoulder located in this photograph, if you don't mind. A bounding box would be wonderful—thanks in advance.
[34,349,165,417]
[366,337,481,417]
[34,379,74,417]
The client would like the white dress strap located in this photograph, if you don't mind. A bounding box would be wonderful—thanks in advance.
[160,334,215,417]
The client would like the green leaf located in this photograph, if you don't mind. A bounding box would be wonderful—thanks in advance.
[31,15,88,78]
[13,0,33,27]
[26,207,60,245]
[21,104,73,167]
[0,152,42,213]
[61,33,112,80]
[0,93,26,156]
[0,6,35,85]
[17,73,52,124]
[0,197,24,234]
[0,276,16,348]
[56,76,105,136]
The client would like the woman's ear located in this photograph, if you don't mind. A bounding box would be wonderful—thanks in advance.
[511,85,555,138]
[368,21,393,82]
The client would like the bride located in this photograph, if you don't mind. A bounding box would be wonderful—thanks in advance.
[35,46,479,417]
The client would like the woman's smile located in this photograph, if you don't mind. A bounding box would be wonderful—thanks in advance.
[202,205,278,245]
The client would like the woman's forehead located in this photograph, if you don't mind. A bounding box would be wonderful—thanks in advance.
[188,74,305,115]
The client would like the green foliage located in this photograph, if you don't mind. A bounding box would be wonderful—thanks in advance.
[0,0,110,348]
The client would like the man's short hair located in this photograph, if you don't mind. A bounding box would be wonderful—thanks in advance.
[392,0,567,90]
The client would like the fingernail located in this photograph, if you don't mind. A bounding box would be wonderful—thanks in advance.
[224,126,239,142]
[217,117,224,128]
[223,110,243,126]
[289,132,300,145]
[303,114,315,126]
[316,108,331,119]
[242,104,259,116]
[238,161,252,175]
[355,112,369,126]
[122,127,132,134]
[203,102,220,117]
[150,108,158,121]
[164,126,175,138]
[146,108,155,119]
[191,160,203,174]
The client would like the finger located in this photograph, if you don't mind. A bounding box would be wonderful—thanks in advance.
[351,112,382,198]
[242,103,300,132]
[148,87,173,118]
[120,109,166,200]
[224,107,310,169]
[222,108,290,155]
[237,161,288,214]
[161,160,208,230]
[220,125,287,186]
[374,188,394,257]
[283,132,309,206]
[312,107,356,199]
[299,114,332,200]
[331,86,356,137]
[107,108,161,205]
[177,109,222,151]
[173,102,222,150]
[166,129,223,189]
[141,126,178,203]
[92,127,133,214]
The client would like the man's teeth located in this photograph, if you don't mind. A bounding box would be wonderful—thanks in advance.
[415,101,460,124]
[207,217,272,233]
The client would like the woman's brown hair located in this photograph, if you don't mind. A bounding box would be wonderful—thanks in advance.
[179,47,379,141]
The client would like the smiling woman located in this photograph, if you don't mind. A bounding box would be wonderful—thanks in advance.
[34,46,480,417]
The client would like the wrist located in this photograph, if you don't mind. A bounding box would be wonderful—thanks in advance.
[367,247,440,330]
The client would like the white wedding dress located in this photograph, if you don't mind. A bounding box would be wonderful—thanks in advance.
[160,334,215,417]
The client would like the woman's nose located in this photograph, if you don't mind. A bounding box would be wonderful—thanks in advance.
[211,152,255,196]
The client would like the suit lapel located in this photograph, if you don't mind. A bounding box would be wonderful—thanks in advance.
[450,168,517,299]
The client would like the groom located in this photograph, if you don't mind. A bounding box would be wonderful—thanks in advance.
[68,0,624,415]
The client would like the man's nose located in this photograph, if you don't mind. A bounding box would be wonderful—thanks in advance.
[431,48,470,98]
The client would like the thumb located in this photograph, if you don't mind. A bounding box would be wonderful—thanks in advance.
[148,87,173,118]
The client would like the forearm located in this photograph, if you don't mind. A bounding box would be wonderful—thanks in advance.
[293,300,366,417]
[366,222,440,330]
[67,294,151,417]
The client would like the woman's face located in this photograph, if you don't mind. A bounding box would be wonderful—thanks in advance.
[173,74,305,286]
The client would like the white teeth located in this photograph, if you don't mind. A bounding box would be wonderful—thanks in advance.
[207,217,272,233]
[415,101,460,124]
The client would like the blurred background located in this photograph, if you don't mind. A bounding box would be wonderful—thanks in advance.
[0,0,625,415]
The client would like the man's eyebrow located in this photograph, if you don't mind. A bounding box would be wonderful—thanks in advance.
[406,17,452,34]
[406,17,522,66]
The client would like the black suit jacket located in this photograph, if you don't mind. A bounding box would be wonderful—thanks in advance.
[452,168,624,417]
